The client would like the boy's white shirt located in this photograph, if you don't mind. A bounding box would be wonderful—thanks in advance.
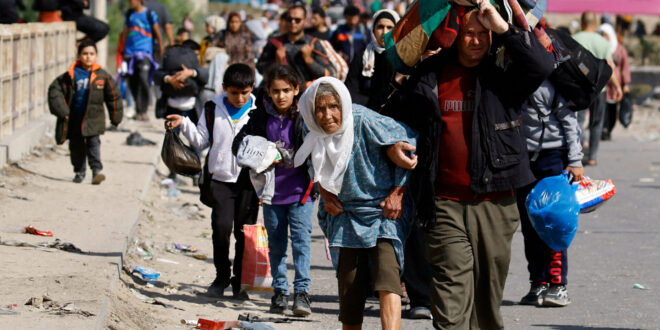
[180,92,256,183]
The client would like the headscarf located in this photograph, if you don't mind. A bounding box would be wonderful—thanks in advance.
[599,23,618,55]
[293,77,354,195]
[205,15,226,34]
[362,9,400,78]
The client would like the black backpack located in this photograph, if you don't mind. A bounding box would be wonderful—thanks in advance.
[545,28,613,111]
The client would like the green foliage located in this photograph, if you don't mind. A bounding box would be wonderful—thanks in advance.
[19,0,39,22]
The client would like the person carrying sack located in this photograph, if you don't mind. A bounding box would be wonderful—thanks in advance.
[165,63,259,300]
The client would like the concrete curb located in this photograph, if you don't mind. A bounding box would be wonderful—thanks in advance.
[93,134,164,329]
[0,115,55,167]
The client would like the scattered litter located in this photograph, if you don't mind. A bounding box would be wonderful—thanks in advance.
[0,238,81,252]
[238,313,317,324]
[9,196,29,201]
[157,258,179,265]
[181,319,197,325]
[639,178,655,183]
[165,286,178,294]
[175,243,197,252]
[129,289,184,310]
[129,265,160,282]
[167,187,181,197]
[24,296,93,317]
[126,132,156,146]
[178,286,199,294]
[136,246,153,260]
[0,308,18,315]
[193,254,208,260]
[633,283,650,290]
[160,178,177,187]
[196,318,239,330]
[239,321,276,330]
[176,203,204,220]
[0,225,53,236]
[50,302,95,317]
[198,232,212,239]
[25,295,53,309]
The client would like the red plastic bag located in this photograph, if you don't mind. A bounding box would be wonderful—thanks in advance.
[240,224,273,292]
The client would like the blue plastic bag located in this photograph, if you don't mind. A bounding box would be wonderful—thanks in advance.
[525,171,580,251]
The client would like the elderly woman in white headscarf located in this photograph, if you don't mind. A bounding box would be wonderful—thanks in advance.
[344,9,400,112]
[293,77,417,329]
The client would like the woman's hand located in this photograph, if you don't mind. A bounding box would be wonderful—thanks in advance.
[380,186,406,220]
[320,186,344,217]
[386,142,418,170]
[566,166,585,182]
[165,114,183,130]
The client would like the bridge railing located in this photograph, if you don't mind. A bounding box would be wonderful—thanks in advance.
[0,22,76,141]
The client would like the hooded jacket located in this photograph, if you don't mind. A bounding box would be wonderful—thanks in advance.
[383,25,554,225]
[48,61,123,142]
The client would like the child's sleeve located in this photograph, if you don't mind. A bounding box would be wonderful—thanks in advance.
[181,111,210,150]
[104,75,123,126]
[47,76,69,118]
[557,105,583,168]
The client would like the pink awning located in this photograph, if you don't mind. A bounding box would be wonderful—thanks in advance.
[547,0,660,15]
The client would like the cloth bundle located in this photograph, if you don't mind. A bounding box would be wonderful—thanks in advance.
[384,0,548,73]
[236,135,280,204]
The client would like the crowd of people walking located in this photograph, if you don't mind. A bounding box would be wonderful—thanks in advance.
[29,0,639,328]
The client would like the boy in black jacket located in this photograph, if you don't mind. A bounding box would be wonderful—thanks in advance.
[48,40,123,184]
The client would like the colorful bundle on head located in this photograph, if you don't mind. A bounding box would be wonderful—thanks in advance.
[383,0,548,73]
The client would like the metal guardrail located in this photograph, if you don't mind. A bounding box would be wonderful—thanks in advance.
[0,22,76,141]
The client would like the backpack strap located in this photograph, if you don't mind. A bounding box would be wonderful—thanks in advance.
[204,100,215,144]
[126,8,155,28]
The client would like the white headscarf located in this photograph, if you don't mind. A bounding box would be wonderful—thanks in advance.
[205,15,226,34]
[293,77,354,195]
[362,9,400,78]
[599,23,618,56]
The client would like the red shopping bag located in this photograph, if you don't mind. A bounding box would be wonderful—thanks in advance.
[240,223,273,292]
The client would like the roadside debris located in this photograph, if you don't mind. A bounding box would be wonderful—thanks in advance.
[24,295,94,317]
[0,225,53,236]
[126,132,156,146]
[127,265,160,283]
[0,237,81,253]
[196,318,239,330]
[633,283,650,290]
[129,288,184,310]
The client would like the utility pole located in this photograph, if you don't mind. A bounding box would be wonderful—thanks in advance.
[90,0,108,67]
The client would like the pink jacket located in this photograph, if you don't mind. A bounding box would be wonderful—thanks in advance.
[607,43,631,102]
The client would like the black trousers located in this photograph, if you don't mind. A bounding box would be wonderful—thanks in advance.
[210,169,259,292]
[68,115,102,175]
[602,102,618,139]
[128,58,152,116]
[516,149,569,285]
[75,15,109,42]
[402,224,431,308]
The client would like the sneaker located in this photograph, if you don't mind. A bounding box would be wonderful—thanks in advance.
[543,285,570,307]
[206,279,227,298]
[91,171,105,185]
[72,173,85,183]
[408,306,432,320]
[292,291,312,316]
[519,282,548,306]
[269,292,288,314]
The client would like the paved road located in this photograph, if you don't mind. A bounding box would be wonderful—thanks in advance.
[1,110,659,330]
